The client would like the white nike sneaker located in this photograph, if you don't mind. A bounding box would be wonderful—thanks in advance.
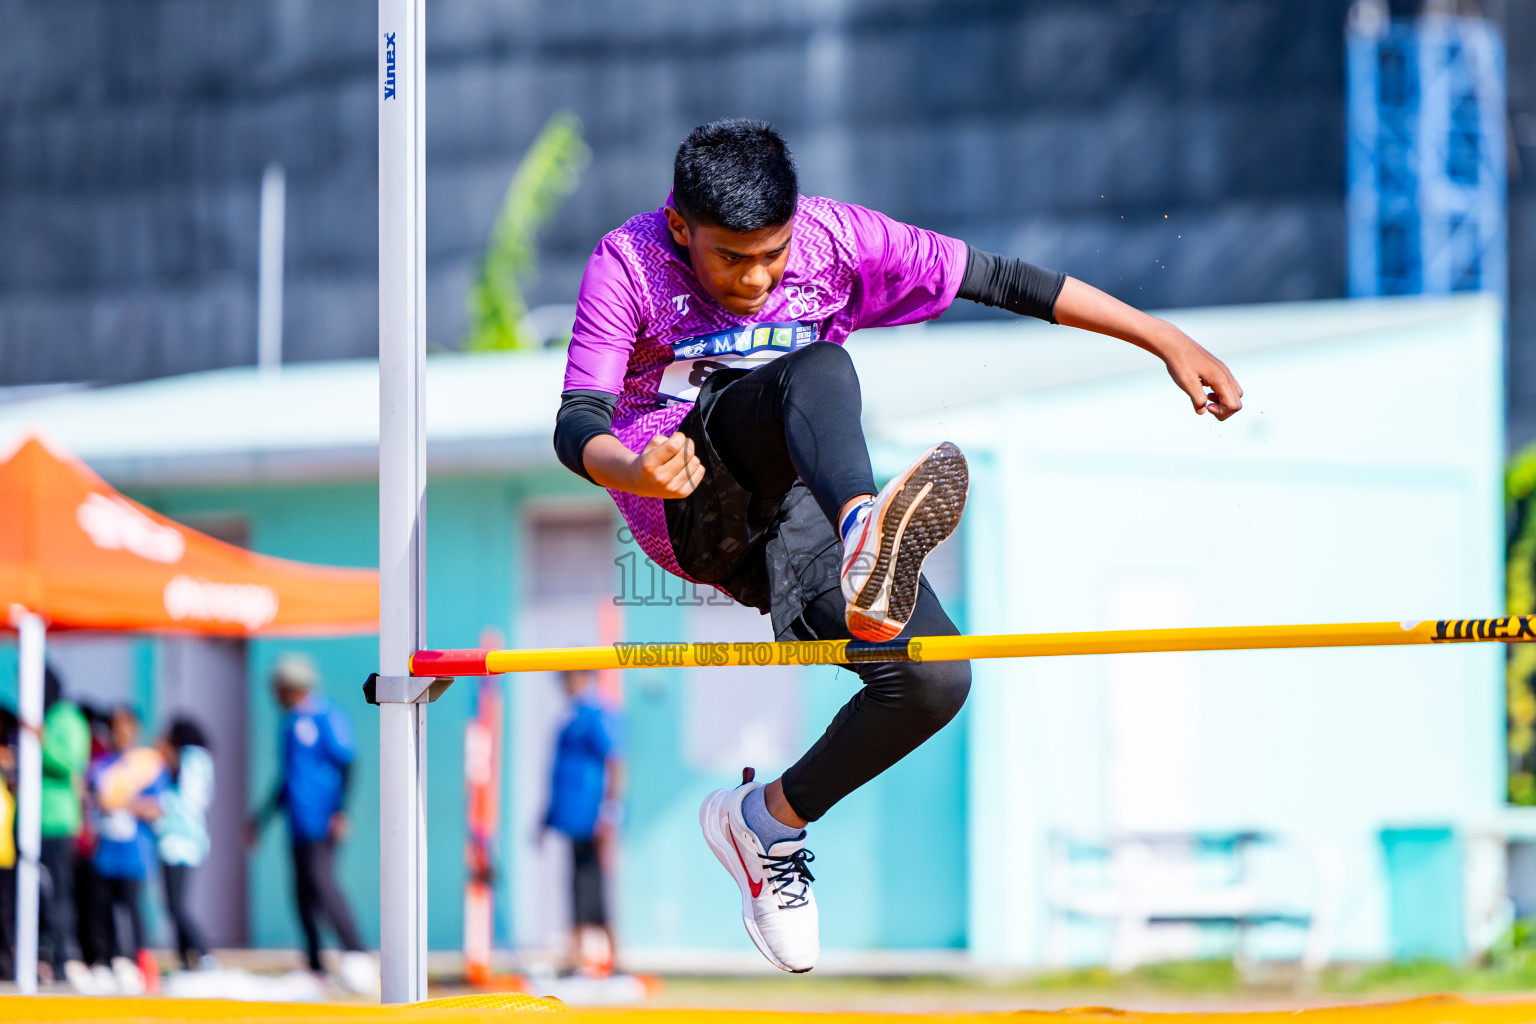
[699,770,819,973]
[841,441,969,641]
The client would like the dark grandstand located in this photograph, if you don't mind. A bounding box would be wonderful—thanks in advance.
[0,0,1531,438]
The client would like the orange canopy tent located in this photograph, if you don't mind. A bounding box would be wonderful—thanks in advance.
[0,434,378,635]
[0,433,378,992]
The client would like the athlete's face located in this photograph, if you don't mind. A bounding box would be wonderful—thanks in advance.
[665,206,793,317]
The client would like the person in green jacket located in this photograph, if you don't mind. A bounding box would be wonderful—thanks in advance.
[38,666,90,985]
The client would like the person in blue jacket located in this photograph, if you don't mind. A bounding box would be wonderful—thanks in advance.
[543,669,624,976]
[247,654,370,989]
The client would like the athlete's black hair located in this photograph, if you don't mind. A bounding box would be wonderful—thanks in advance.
[673,119,798,232]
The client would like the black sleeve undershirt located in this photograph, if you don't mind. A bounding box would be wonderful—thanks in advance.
[957,245,1067,324]
[553,246,1062,483]
[554,389,619,484]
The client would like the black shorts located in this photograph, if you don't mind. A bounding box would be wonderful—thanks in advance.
[570,838,607,927]
[664,370,844,637]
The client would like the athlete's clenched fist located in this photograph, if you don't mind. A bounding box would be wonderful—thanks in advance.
[579,430,704,499]
[633,432,704,498]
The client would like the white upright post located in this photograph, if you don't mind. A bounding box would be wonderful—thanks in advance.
[257,162,287,372]
[378,0,428,1003]
[12,610,44,995]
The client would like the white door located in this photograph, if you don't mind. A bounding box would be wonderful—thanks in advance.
[512,508,619,955]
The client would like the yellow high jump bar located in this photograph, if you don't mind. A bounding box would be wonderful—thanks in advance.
[410,615,1535,676]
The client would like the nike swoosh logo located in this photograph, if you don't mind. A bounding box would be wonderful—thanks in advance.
[726,823,764,898]
[841,518,875,582]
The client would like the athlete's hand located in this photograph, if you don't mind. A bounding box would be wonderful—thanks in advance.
[1160,332,1243,420]
[1052,276,1243,421]
[581,431,703,498]
[631,432,704,498]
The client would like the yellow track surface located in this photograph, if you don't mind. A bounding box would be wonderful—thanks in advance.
[5,995,1536,1023]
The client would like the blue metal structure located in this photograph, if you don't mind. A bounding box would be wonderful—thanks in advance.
[1347,13,1507,298]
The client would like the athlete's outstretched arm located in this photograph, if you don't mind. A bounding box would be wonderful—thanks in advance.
[956,246,1241,419]
[1053,276,1243,420]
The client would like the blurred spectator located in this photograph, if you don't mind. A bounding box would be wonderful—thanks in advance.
[86,706,164,995]
[73,704,113,988]
[0,707,17,980]
[37,667,91,992]
[149,717,216,972]
[543,668,624,977]
[247,654,374,994]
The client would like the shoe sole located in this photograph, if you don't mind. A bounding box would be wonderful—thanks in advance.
[698,788,809,974]
[847,442,969,641]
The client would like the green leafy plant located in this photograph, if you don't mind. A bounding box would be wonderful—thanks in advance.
[463,112,590,351]
[1506,444,1536,803]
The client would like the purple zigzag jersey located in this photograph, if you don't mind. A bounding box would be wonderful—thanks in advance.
[564,195,967,582]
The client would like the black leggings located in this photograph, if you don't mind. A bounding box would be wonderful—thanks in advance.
[292,840,364,972]
[100,877,143,961]
[39,837,80,970]
[778,578,970,821]
[0,866,14,979]
[700,343,971,822]
[706,342,878,527]
[161,863,208,969]
[74,856,110,967]
[570,838,608,927]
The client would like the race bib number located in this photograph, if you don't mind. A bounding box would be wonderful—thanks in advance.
[658,321,819,404]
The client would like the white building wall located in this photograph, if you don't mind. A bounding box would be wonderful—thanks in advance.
[865,294,1504,965]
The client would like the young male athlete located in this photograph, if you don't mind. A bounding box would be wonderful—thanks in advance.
[554,119,1242,972]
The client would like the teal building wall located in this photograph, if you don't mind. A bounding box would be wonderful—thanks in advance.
[98,466,970,954]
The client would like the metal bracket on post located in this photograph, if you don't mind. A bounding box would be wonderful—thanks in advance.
[364,673,453,706]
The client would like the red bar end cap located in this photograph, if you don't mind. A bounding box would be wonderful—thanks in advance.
[410,649,490,677]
